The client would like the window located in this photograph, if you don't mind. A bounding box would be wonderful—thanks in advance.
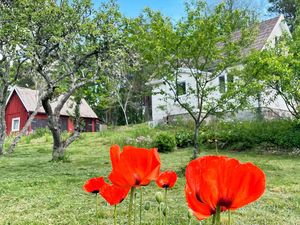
[176,81,186,96]
[219,76,226,93]
[11,117,20,132]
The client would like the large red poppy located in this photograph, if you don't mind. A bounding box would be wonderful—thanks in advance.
[108,145,161,188]
[99,182,130,206]
[185,156,266,220]
[156,171,178,189]
[83,177,105,194]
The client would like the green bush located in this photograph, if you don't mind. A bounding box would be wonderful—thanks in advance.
[175,130,194,148]
[30,128,51,139]
[153,132,176,152]
[200,119,300,151]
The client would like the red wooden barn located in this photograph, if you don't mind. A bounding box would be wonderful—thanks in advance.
[5,86,99,135]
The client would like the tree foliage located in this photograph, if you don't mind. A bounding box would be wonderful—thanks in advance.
[0,1,31,155]
[268,0,299,32]
[244,27,300,119]
[135,1,257,158]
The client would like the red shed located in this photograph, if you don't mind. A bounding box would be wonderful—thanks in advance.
[5,86,99,135]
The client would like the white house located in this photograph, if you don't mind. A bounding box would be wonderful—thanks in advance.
[149,15,292,123]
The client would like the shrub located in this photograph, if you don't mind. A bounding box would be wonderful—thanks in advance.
[175,130,193,148]
[153,132,176,152]
[30,128,51,139]
[200,119,300,151]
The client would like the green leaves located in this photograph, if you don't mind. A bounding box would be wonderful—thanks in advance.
[244,25,300,118]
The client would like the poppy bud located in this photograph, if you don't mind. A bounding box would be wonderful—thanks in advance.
[187,209,193,219]
[157,202,165,212]
[144,201,151,211]
[162,206,168,216]
[155,191,164,203]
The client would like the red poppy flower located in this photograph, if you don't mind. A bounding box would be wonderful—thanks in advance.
[156,171,178,189]
[83,177,105,194]
[108,145,161,188]
[99,182,130,206]
[185,156,266,220]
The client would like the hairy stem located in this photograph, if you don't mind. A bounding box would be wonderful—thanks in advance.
[128,187,136,225]
[164,188,168,225]
[114,205,117,225]
[139,188,143,225]
[96,194,99,225]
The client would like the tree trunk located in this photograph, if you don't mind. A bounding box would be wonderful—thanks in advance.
[0,105,6,155]
[42,97,64,161]
[193,124,201,160]
[122,105,129,126]
[49,116,64,161]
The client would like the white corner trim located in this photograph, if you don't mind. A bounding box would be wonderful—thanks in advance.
[264,14,291,49]
[11,117,21,132]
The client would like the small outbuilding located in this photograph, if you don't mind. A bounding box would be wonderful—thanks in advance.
[5,86,100,134]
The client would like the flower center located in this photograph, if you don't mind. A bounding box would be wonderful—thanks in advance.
[217,198,232,208]
[134,174,141,186]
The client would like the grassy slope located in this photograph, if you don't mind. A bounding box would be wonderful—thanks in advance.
[0,128,299,225]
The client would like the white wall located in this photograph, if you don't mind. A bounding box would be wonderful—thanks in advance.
[151,69,223,121]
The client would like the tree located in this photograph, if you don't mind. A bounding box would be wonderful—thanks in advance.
[136,1,257,159]
[108,19,148,125]
[84,18,152,126]
[243,26,300,119]
[19,0,122,160]
[0,1,29,155]
[268,0,300,32]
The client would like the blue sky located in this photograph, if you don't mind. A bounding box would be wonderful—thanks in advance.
[92,0,273,21]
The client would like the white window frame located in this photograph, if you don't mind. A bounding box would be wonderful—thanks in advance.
[11,117,20,132]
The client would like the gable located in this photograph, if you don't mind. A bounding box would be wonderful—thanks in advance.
[5,91,28,116]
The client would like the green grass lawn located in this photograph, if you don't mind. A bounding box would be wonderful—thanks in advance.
[0,129,299,225]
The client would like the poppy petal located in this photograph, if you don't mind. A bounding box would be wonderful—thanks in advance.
[156,171,178,189]
[110,145,121,169]
[108,145,161,188]
[83,177,105,194]
[185,184,212,220]
[100,182,130,206]
[229,162,266,209]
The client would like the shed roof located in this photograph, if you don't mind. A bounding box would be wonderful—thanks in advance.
[8,86,98,119]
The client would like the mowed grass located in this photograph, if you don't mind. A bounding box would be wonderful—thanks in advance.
[0,128,300,225]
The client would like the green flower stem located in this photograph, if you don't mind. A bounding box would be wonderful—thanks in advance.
[96,194,99,225]
[212,205,221,225]
[134,191,137,225]
[164,188,168,225]
[114,205,117,225]
[128,187,136,225]
[159,203,162,225]
[228,211,231,225]
[139,188,143,225]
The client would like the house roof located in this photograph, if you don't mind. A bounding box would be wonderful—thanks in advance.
[8,86,98,119]
[250,16,281,50]
[232,15,287,53]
